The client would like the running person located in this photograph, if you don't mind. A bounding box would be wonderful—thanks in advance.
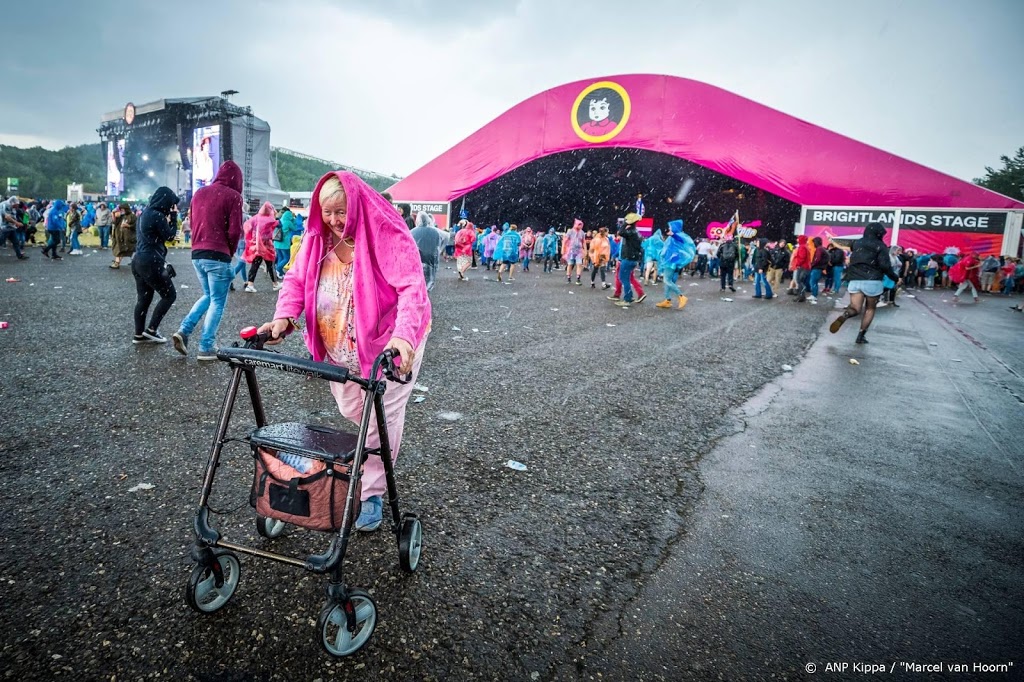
[828,222,901,344]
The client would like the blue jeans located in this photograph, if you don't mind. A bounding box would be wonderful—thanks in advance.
[70,230,81,251]
[754,271,773,298]
[809,269,822,297]
[619,259,639,302]
[663,266,682,300]
[832,266,844,292]
[521,255,531,271]
[275,247,290,276]
[178,259,233,353]
[99,225,111,248]
[231,257,248,282]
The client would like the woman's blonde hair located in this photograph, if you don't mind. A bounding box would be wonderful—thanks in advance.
[319,176,345,205]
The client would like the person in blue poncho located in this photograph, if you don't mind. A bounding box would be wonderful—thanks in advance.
[642,229,666,284]
[273,206,300,278]
[495,223,522,283]
[541,227,558,272]
[655,219,695,309]
[42,200,68,260]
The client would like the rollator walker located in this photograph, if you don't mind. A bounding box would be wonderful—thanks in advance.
[185,326,423,657]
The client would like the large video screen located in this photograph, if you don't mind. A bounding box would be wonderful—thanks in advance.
[191,125,221,193]
[106,139,125,197]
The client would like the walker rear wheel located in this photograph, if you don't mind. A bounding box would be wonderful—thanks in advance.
[185,551,240,614]
[398,516,423,573]
[256,515,286,539]
[317,589,377,657]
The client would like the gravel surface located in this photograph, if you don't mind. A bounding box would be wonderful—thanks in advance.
[0,250,829,680]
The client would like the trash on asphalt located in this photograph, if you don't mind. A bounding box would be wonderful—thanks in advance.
[721,297,734,302]
[606,323,617,327]
[505,460,528,471]
[451,326,461,331]
[471,328,479,333]
[413,383,429,393]
[951,359,963,363]
[782,364,793,372]
[452,336,464,340]
[54,286,62,289]
[181,285,189,289]
[928,342,938,346]
[5,278,19,283]
[438,411,462,421]
[849,359,860,365]
[906,294,916,298]
[550,308,559,311]
[128,482,155,492]
[0,322,9,330]
[413,396,426,403]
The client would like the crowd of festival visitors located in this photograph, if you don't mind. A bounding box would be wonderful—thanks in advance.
[4,187,1023,345]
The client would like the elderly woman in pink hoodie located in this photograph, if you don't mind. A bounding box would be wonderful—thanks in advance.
[243,201,281,292]
[257,171,431,532]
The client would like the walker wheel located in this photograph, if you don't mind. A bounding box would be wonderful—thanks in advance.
[256,515,286,539]
[398,516,423,573]
[317,589,377,657]
[185,551,240,614]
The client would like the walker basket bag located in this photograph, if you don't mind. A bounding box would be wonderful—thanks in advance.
[247,422,362,532]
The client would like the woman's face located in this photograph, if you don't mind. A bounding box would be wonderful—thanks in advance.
[321,191,348,238]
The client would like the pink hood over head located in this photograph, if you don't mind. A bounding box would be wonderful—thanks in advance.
[273,171,431,376]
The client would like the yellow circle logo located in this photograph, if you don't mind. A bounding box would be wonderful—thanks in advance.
[571,81,631,143]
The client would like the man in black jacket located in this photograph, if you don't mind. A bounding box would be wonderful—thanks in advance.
[616,212,645,307]
[828,222,900,344]
[131,187,179,345]
[718,237,738,291]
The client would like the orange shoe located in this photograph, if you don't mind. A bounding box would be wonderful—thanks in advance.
[677,295,688,309]
[655,299,673,308]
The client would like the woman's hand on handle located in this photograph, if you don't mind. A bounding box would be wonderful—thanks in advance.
[256,318,291,346]
[384,337,415,376]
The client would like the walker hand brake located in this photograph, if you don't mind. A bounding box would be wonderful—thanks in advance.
[381,349,411,384]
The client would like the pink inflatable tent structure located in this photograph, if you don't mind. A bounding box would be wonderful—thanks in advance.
[390,74,1023,254]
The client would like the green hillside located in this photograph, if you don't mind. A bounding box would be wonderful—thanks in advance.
[0,143,398,199]
[0,143,105,198]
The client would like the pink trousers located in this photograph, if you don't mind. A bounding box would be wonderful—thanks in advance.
[329,340,426,500]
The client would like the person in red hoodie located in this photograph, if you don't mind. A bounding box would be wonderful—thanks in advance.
[171,161,244,361]
[790,235,812,302]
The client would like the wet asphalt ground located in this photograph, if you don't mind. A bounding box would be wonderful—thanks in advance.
[0,247,1020,681]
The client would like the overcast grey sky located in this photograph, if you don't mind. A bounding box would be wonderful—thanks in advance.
[2,0,1021,181]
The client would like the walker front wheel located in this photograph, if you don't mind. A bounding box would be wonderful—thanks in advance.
[256,515,286,539]
[317,589,377,657]
[398,516,423,573]
[185,551,240,614]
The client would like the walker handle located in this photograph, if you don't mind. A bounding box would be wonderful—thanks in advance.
[381,349,411,385]
[240,326,272,350]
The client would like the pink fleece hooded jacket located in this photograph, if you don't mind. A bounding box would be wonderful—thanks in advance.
[273,171,431,377]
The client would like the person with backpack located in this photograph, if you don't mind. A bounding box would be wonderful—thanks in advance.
[718,236,738,292]
[768,242,788,291]
[828,222,901,344]
[752,238,774,299]
[827,242,847,294]
[950,252,982,304]
[980,254,1000,294]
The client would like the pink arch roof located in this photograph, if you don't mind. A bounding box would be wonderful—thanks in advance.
[389,74,1023,210]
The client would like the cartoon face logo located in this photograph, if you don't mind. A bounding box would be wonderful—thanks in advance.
[124,102,136,126]
[589,98,611,123]
[572,81,631,143]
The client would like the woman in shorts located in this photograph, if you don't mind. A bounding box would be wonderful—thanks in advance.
[828,222,901,344]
